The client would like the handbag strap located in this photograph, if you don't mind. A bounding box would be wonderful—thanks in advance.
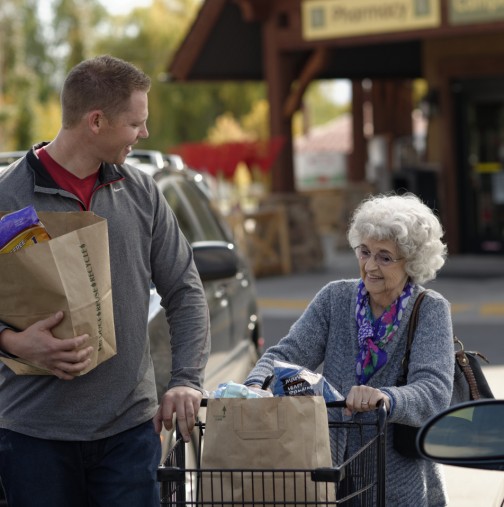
[454,338,484,400]
[399,290,429,383]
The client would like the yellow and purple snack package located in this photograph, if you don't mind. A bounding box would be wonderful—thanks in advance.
[0,206,51,254]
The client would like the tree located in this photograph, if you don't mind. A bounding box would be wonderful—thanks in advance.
[1,0,342,152]
[52,0,107,74]
[0,0,45,149]
[93,0,265,149]
[0,0,105,150]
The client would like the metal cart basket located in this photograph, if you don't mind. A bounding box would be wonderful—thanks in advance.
[158,399,387,507]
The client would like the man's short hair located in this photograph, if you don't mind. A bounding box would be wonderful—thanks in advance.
[61,55,151,128]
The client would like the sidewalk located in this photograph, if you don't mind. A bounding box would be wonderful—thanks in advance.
[255,249,504,506]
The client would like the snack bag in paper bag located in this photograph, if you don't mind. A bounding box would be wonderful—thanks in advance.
[0,206,51,254]
[200,396,335,506]
[0,210,116,375]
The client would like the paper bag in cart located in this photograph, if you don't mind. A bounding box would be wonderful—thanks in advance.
[201,396,335,506]
[0,211,116,375]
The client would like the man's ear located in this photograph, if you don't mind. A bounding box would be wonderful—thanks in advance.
[88,111,104,133]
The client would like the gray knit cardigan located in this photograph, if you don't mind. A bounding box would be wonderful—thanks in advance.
[246,280,454,506]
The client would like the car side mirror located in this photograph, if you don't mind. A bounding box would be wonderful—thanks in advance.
[416,399,504,471]
[192,241,239,281]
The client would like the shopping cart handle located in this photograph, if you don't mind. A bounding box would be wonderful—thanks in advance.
[201,397,384,411]
[199,397,348,408]
[328,399,385,409]
[326,399,347,408]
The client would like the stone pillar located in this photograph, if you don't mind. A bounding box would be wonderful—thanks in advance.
[261,193,324,273]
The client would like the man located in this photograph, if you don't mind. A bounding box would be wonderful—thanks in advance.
[0,55,210,506]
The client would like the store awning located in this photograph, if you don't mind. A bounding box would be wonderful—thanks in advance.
[167,0,423,82]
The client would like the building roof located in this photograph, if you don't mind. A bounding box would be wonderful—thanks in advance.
[167,0,423,82]
[295,114,353,154]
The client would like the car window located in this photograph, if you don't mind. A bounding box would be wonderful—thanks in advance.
[161,177,227,243]
[0,151,26,172]
[162,184,196,242]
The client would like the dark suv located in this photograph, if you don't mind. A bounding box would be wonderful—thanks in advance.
[146,162,263,399]
[147,160,264,462]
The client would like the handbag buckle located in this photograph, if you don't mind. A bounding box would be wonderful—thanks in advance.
[454,338,470,366]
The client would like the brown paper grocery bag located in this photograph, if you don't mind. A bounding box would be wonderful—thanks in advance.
[0,211,116,375]
[200,396,335,506]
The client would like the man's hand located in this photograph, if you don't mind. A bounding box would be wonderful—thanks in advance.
[154,386,203,442]
[0,311,93,380]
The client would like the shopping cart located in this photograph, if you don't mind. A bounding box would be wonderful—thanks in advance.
[157,398,387,506]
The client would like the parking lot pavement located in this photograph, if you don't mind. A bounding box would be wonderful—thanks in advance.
[257,250,504,319]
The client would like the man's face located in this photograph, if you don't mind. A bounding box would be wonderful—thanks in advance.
[99,90,149,165]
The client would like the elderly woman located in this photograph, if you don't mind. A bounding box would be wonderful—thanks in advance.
[245,193,454,506]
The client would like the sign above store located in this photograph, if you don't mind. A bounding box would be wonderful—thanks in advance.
[302,0,441,40]
[449,0,504,24]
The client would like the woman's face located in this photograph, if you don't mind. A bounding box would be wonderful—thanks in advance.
[356,238,408,302]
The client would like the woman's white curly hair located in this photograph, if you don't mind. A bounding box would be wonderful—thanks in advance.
[347,193,447,284]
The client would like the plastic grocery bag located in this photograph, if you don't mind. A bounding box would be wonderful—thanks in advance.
[0,211,116,375]
[272,360,345,402]
[200,396,335,505]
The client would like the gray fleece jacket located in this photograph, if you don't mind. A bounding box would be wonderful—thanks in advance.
[246,280,454,506]
[0,145,210,441]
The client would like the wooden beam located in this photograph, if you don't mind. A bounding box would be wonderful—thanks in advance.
[283,47,329,118]
[233,0,271,22]
[263,12,296,193]
[168,0,227,81]
[349,80,366,182]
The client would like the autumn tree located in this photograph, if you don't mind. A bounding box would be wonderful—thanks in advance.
[0,0,350,152]
[0,0,106,149]
[0,0,49,149]
[93,0,265,148]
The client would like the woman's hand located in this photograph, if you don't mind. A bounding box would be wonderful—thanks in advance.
[344,385,390,416]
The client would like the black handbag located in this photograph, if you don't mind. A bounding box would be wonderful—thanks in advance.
[393,290,495,459]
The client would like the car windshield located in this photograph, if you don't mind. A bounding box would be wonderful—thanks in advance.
[161,177,227,244]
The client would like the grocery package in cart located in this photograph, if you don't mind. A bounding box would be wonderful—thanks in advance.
[158,397,387,506]
[201,396,334,504]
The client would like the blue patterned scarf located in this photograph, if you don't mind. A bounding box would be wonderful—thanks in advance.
[355,280,414,385]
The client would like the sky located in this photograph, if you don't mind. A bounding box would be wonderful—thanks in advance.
[98,0,152,15]
[326,80,351,105]
[38,0,153,19]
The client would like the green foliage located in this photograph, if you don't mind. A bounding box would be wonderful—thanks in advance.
[304,81,351,127]
[93,0,265,149]
[0,0,349,152]
[52,0,107,72]
[0,0,45,149]
[241,99,270,140]
[153,81,266,149]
